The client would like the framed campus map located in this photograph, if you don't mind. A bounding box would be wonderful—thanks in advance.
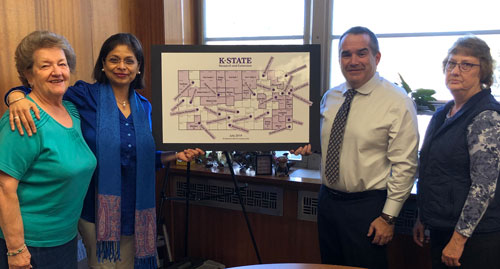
[151,45,320,151]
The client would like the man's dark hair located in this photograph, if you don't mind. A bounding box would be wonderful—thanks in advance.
[339,26,379,56]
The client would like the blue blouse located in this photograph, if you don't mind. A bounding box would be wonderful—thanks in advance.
[119,113,137,235]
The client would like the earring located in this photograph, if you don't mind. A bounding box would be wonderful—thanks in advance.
[101,68,104,72]
[138,71,141,74]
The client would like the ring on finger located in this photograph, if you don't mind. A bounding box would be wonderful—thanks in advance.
[13,116,20,119]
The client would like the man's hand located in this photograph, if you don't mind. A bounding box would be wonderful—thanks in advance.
[441,231,467,267]
[290,144,312,156]
[176,148,205,162]
[367,216,394,245]
[412,217,429,247]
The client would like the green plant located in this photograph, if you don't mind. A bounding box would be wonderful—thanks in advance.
[412,89,437,111]
[398,73,437,111]
[398,73,412,94]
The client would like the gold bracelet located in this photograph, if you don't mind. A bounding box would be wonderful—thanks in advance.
[7,96,25,107]
[6,243,27,256]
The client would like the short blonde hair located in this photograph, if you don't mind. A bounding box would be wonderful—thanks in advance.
[15,30,76,87]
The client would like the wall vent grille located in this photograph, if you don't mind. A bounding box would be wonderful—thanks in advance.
[296,190,418,234]
[298,191,318,222]
[172,176,283,216]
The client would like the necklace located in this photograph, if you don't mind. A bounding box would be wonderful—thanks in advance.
[117,100,128,107]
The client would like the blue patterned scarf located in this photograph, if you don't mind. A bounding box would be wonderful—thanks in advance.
[95,83,157,268]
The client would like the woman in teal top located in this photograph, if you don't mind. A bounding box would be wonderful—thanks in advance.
[0,31,96,268]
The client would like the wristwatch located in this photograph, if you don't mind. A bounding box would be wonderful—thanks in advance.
[381,213,396,225]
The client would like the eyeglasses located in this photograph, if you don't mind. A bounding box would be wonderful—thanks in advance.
[106,57,137,66]
[445,61,480,72]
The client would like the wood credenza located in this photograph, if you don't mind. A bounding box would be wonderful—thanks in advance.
[155,164,431,268]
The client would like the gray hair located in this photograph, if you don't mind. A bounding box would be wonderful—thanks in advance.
[15,30,76,87]
[442,36,494,89]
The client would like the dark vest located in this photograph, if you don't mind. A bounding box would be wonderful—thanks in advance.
[418,89,500,233]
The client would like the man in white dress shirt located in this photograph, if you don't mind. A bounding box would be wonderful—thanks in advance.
[293,26,418,268]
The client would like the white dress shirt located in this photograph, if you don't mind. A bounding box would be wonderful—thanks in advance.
[320,72,419,217]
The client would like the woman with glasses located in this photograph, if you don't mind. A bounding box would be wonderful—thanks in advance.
[413,36,500,268]
[4,33,204,268]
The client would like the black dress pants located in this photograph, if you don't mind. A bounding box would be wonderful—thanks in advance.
[430,228,500,269]
[317,185,388,269]
[0,236,77,269]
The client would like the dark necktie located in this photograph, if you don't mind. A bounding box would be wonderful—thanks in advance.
[325,89,357,184]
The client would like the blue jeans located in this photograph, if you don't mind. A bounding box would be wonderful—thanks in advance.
[0,236,77,269]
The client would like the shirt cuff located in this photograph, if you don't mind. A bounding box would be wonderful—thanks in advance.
[382,198,404,217]
[455,226,473,238]
[159,151,177,167]
[155,151,164,169]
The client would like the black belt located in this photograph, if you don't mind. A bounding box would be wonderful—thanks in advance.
[322,185,386,200]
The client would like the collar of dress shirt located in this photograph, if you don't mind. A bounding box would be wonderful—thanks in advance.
[343,72,380,96]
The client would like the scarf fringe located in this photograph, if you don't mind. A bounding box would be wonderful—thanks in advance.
[96,241,121,263]
[134,255,158,269]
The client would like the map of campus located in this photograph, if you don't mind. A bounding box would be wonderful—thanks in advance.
[161,52,312,144]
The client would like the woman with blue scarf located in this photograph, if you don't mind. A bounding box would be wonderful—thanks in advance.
[5,33,204,268]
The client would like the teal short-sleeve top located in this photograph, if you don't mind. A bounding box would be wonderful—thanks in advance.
[0,97,97,247]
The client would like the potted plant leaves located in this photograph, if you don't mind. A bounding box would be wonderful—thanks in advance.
[398,73,437,111]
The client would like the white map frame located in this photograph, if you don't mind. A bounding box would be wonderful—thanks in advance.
[151,45,320,151]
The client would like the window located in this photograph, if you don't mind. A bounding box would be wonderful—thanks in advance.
[202,0,306,45]
[204,0,500,100]
[330,0,500,101]
[202,0,500,159]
